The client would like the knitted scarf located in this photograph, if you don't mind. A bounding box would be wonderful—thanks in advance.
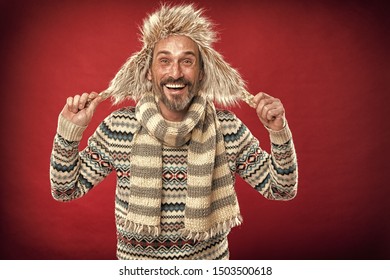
[124,91,242,241]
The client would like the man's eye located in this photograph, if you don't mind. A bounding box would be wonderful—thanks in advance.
[160,59,170,64]
[183,59,193,65]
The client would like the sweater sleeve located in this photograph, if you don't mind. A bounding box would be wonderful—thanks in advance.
[220,111,298,201]
[49,114,115,202]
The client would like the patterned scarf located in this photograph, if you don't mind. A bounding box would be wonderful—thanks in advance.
[124,91,242,241]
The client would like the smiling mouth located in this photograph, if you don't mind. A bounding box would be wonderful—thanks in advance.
[165,83,186,90]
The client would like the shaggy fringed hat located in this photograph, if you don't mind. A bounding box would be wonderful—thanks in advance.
[100,3,255,107]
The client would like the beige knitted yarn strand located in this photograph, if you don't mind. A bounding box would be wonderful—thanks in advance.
[98,89,256,108]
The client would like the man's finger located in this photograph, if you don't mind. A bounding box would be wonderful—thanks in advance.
[257,98,274,118]
[72,95,81,113]
[87,95,103,113]
[66,97,73,111]
[78,93,89,110]
[252,92,269,104]
[266,107,284,121]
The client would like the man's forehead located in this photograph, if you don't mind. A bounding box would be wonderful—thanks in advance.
[153,35,200,56]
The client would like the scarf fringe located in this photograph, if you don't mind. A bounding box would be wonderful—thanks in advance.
[180,215,243,241]
[119,217,161,237]
[119,215,242,241]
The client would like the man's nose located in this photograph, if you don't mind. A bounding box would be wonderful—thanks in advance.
[170,62,184,79]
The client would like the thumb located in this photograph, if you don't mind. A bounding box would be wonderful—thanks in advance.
[87,95,103,113]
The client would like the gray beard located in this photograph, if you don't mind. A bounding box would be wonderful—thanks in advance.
[151,79,201,112]
[159,88,194,111]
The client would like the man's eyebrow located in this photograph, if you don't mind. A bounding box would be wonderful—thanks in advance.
[155,50,197,57]
[183,51,197,57]
[155,50,171,56]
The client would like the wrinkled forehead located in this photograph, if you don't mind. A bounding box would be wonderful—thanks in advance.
[154,35,200,54]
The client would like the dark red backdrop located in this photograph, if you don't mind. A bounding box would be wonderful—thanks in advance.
[1,0,389,260]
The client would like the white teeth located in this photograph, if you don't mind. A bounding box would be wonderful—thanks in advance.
[165,84,185,89]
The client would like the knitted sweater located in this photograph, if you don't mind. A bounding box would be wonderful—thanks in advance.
[50,107,298,260]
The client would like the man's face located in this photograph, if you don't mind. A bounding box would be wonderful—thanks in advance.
[147,35,203,112]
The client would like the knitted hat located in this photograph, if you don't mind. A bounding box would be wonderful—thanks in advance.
[100,3,255,107]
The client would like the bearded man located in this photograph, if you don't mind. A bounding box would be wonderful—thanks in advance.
[50,4,298,260]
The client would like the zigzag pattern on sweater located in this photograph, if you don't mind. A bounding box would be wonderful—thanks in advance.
[50,106,298,260]
[116,228,229,260]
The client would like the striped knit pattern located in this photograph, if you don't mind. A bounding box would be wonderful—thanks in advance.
[125,92,241,240]
[50,107,298,260]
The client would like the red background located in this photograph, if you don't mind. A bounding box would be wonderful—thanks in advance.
[1,0,389,260]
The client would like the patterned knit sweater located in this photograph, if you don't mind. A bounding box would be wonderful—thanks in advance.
[50,107,298,260]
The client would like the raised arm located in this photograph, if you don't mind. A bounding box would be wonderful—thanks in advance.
[222,92,298,200]
[49,92,113,202]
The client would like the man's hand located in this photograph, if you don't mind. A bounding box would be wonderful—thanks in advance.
[253,92,286,131]
[61,92,103,127]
